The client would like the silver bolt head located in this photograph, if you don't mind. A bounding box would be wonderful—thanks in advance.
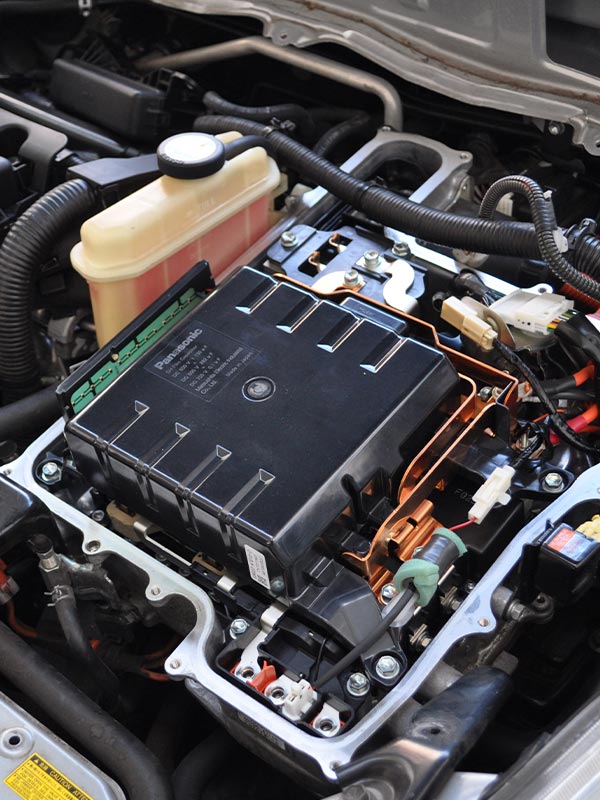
[347,672,370,697]
[40,462,61,482]
[230,618,249,638]
[543,472,564,492]
[375,655,401,681]
[363,249,381,269]
[280,231,297,248]
[478,386,494,402]
[548,121,564,136]
[380,583,397,603]
[391,241,411,258]
[343,269,361,288]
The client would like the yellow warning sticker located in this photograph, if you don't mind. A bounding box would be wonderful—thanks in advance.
[4,753,94,800]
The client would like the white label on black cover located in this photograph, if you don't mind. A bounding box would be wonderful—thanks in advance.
[245,545,270,589]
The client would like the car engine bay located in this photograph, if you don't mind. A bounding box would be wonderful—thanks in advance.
[1,2,600,799]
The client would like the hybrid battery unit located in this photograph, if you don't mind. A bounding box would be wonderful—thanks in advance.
[63,266,460,593]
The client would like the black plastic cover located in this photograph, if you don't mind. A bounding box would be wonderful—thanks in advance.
[65,268,459,589]
[50,59,167,142]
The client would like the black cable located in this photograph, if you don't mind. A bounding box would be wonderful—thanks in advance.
[0,0,142,13]
[313,588,415,690]
[493,337,600,454]
[479,176,600,302]
[0,620,173,800]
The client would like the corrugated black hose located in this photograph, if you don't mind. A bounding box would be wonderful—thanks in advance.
[479,175,600,302]
[0,178,96,401]
[194,117,600,293]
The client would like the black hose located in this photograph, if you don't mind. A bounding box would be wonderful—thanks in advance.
[493,337,600,454]
[193,115,540,257]
[314,111,374,157]
[572,232,600,280]
[203,91,315,138]
[173,730,234,800]
[0,620,173,800]
[479,176,600,302]
[0,179,96,400]
[0,0,141,14]
[0,384,60,441]
[222,135,274,161]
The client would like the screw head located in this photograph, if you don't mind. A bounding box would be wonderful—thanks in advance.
[380,583,397,603]
[270,577,285,596]
[169,659,181,670]
[343,269,361,288]
[346,672,370,697]
[280,231,297,248]
[230,618,249,638]
[150,585,161,596]
[542,472,565,492]
[392,241,411,258]
[363,249,381,269]
[375,655,401,681]
[243,377,275,402]
[40,462,61,484]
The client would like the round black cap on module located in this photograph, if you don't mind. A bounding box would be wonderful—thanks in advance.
[157,133,226,179]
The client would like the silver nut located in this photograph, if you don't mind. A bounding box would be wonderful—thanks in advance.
[230,618,249,638]
[391,241,411,259]
[375,655,401,681]
[343,269,361,288]
[363,249,381,269]
[280,231,298,248]
[346,672,370,697]
[542,472,565,492]
[380,583,397,603]
[40,462,61,483]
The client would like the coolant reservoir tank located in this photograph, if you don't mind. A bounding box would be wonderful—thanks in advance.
[71,132,280,345]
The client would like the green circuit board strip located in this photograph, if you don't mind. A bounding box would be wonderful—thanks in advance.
[70,287,203,414]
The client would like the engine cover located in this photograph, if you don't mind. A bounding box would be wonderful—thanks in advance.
[64,267,459,592]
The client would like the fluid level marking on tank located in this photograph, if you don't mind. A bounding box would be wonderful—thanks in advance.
[70,287,204,414]
[4,753,94,800]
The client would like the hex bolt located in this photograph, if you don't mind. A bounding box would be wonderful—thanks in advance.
[280,231,298,249]
[548,121,565,136]
[375,655,401,681]
[391,241,411,259]
[478,386,494,402]
[343,269,361,288]
[230,618,249,638]
[380,583,397,603]
[149,585,161,596]
[169,659,181,670]
[363,249,381,270]
[346,672,370,697]
[543,472,565,492]
[40,462,61,484]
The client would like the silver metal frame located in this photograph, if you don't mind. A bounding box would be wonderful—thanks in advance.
[6,420,600,784]
[148,0,600,155]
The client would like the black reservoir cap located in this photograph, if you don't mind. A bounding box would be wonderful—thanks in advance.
[157,132,226,179]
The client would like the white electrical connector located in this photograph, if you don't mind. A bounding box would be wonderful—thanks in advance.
[282,679,319,722]
[469,465,516,523]
[489,289,573,336]
[441,296,498,351]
